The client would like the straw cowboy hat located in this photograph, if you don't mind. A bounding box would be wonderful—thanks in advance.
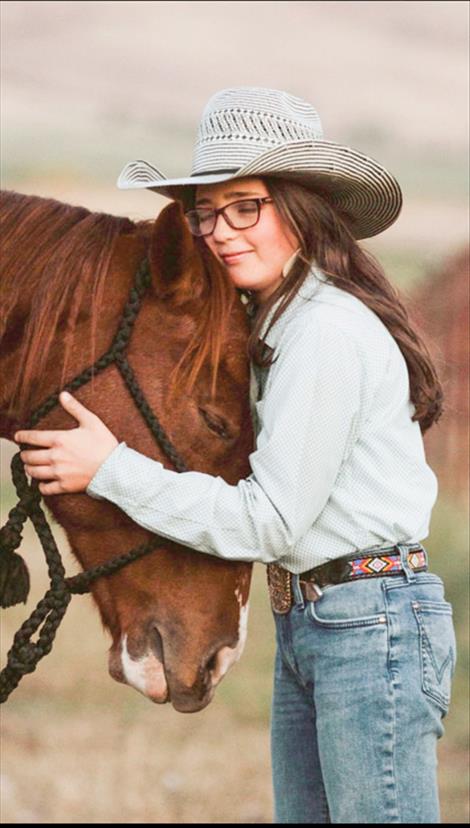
[117,86,402,240]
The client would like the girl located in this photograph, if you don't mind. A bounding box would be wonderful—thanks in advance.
[16,87,456,823]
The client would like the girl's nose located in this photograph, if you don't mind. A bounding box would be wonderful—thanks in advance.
[212,212,238,242]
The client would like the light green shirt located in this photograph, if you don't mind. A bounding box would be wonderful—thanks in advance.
[87,266,438,572]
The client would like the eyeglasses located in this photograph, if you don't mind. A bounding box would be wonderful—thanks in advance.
[184,197,274,237]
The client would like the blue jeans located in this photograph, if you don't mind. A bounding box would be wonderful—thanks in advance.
[270,557,457,823]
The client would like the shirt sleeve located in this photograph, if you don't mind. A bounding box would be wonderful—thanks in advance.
[86,316,362,564]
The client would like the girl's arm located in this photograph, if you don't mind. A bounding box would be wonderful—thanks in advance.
[85,318,362,564]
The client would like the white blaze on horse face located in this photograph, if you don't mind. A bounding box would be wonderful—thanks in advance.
[210,587,249,687]
[120,635,168,702]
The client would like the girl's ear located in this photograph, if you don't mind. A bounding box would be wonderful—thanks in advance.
[149,200,209,307]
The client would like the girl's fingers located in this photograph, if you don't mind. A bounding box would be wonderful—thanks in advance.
[38,481,63,496]
[59,391,94,424]
[20,449,52,465]
[25,465,57,480]
[14,430,63,447]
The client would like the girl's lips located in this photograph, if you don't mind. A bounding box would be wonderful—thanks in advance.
[221,251,252,265]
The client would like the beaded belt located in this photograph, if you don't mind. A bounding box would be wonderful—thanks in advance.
[267,543,428,614]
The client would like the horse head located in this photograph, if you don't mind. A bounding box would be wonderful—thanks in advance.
[0,191,254,712]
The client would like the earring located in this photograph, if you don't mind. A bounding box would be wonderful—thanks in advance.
[237,288,252,305]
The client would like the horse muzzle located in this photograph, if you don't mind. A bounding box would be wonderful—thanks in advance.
[108,605,249,712]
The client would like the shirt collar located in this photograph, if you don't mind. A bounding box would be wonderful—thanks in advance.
[257,265,328,349]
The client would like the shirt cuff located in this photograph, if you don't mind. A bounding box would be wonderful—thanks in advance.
[86,442,162,502]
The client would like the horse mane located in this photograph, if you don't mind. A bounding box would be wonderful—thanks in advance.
[1,190,246,423]
[0,189,141,418]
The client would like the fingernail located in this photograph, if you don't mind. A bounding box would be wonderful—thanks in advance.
[61,391,71,401]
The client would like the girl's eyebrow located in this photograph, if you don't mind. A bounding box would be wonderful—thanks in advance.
[195,190,262,206]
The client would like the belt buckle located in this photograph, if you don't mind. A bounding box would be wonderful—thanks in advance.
[267,564,292,614]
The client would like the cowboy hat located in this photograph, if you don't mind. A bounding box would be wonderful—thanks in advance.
[117,86,402,240]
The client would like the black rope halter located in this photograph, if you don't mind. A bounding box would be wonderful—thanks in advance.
[0,257,190,703]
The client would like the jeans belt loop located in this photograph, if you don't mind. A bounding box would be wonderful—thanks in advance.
[396,542,418,583]
[291,574,307,608]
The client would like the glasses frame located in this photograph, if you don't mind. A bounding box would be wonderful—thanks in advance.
[184,197,274,237]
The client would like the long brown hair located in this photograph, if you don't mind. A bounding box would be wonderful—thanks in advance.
[246,177,443,434]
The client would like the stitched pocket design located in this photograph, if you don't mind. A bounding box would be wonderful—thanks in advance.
[412,600,456,714]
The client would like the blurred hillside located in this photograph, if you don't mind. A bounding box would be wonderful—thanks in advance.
[1,1,469,263]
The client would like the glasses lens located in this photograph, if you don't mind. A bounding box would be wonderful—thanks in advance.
[226,200,259,229]
[185,209,215,237]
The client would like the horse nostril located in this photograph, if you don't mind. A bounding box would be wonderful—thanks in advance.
[206,651,218,672]
[150,624,165,663]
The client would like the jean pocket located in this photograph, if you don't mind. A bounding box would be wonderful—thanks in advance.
[306,580,388,629]
[412,600,456,714]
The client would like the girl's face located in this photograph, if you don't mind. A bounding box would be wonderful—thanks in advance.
[195,177,299,303]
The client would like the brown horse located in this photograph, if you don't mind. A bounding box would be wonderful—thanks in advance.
[0,189,254,712]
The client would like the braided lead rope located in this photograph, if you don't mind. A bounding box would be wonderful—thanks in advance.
[0,256,189,702]
[113,353,188,473]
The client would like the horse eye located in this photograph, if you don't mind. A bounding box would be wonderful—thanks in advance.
[198,407,232,439]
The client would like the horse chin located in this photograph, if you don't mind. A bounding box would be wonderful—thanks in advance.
[167,681,215,714]
[167,644,246,713]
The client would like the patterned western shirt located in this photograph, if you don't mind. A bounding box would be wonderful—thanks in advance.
[87,266,438,573]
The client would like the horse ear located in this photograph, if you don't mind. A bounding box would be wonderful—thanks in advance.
[149,200,208,306]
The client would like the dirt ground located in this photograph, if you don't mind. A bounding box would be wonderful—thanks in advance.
[0,483,468,823]
[1,696,467,823]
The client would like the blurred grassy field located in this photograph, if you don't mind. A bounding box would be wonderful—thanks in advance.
[0,457,468,823]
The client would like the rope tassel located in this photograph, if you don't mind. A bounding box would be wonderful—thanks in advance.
[0,550,30,608]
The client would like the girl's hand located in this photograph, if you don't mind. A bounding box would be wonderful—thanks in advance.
[14,392,119,495]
